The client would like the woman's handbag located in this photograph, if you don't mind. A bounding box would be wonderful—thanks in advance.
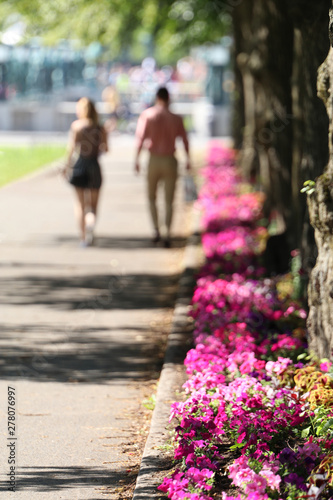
[68,156,88,187]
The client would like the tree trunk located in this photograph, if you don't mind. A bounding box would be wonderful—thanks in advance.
[307,35,333,360]
[231,0,258,178]
[231,14,246,152]
[228,0,333,357]
[233,0,295,271]
[251,0,294,243]
[288,0,330,278]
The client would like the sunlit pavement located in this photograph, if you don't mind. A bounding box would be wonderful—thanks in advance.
[0,131,210,498]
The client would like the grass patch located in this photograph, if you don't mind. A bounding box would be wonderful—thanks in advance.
[0,145,66,187]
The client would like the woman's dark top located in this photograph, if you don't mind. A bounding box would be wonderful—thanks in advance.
[69,124,103,189]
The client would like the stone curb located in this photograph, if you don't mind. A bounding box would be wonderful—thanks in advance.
[132,206,203,499]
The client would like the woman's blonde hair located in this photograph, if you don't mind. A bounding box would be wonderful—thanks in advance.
[76,97,99,125]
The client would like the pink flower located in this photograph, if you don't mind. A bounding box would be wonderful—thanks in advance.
[259,468,281,490]
[271,334,303,352]
[320,360,332,372]
[233,468,254,486]
[237,431,246,444]
[159,144,314,500]
[265,357,292,376]
[284,305,295,316]
[247,494,269,500]
[244,474,267,494]
[272,310,283,320]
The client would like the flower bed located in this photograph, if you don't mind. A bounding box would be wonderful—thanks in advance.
[159,143,333,500]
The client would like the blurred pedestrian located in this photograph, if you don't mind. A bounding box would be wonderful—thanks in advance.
[102,84,120,133]
[63,97,108,247]
[134,86,191,247]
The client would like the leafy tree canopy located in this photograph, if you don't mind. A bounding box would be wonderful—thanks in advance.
[0,0,231,63]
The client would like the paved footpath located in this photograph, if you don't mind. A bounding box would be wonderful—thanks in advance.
[0,133,207,499]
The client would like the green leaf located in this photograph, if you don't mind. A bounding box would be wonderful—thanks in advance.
[143,394,156,411]
[230,442,245,450]
[317,418,333,436]
[301,179,316,195]
[301,426,311,438]
[297,353,308,360]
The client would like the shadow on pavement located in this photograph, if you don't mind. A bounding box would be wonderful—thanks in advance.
[0,268,181,382]
[0,320,170,382]
[0,465,140,494]
[0,272,180,310]
[55,235,187,249]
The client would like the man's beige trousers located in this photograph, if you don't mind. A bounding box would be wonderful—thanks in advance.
[147,154,178,235]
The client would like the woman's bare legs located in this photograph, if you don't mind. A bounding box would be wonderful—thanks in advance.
[88,189,100,219]
[74,187,86,243]
[85,189,100,244]
[74,188,100,245]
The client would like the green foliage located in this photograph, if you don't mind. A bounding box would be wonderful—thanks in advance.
[290,251,304,300]
[284,483,311,500]
[229,441,245,451]
[1,0,231,64]
[143,394,156,411]
[300,180,316,195]
[307,406,333,437]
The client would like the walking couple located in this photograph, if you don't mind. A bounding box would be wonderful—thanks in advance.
[63,87,191,248]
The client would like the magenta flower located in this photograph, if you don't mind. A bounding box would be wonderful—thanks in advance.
[320,360,332,372]
[159,144,322,500]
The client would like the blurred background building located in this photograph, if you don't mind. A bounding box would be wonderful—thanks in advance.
[0,37,233,136]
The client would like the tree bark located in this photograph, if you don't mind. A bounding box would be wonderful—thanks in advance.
[232,0,330,282]
[233,0,295,271]
[288,0,330,276]
[251,0,294,241]
[231,0,258,178]
[307,37,333,360]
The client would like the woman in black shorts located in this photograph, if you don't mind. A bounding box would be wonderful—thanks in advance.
[63,97,108,246]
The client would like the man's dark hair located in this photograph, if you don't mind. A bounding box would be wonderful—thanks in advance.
[156,87,169,103]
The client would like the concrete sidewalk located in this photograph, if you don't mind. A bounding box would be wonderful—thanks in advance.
[0,133,207,499]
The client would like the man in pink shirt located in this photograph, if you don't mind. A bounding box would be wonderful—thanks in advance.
[135,87,191,247]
